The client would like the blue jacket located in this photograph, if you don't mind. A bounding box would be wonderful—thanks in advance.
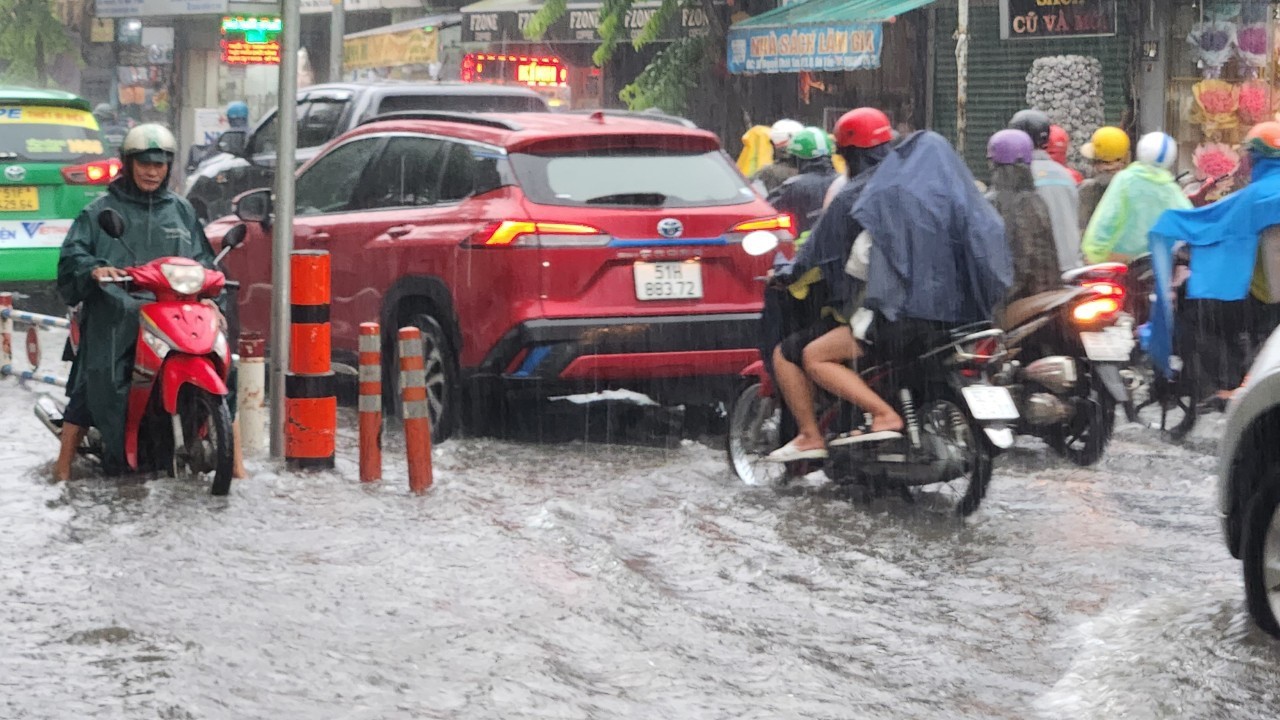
[1145,157,1280,375]
[852,131,1013,324]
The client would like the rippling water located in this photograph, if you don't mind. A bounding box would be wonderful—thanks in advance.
[2,373,1279,718]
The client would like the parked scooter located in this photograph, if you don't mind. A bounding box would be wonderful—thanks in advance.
[726,231,1016,516]
[34,209,248,495]
[993,273,1134,465]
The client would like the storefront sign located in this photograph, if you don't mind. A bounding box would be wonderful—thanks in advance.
[194,108,229,146]
[999,0,1117,40]
[462,1,711,44]
[95,0,228,18]
[299,0,420,14]
[726,23,882,74]
[344,26,439,71]
[221,16,281,64]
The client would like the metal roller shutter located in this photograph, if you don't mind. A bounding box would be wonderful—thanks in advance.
[932,1,1129,176]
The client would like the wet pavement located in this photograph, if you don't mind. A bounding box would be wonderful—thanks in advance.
[3,364,1280,718]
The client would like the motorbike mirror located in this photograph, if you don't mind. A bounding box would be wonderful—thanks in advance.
[223,223,248,250]
[97,208,126,239]
[742,230,779,257]
[233,188,272,224]
[216,129,248,157]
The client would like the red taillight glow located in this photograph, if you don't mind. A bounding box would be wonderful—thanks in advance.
[1083,280,1126,302]
[471,220,610,247]
[731,214,794,233]
[62,159,122,185]
[1072,297,1122,323]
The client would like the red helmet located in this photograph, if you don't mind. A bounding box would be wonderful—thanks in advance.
[1047,125,1070,163]
[834,108,893,149]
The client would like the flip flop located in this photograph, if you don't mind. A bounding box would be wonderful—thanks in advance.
[829,430,904,447]
[765,442,829,463]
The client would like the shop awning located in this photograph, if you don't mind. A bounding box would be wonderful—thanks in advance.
[460,0,714,45]
[343,13,461,71]
[726,0,936,75]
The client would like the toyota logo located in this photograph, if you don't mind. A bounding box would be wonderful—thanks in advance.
[657,218,683,239]
[4,166,25,182]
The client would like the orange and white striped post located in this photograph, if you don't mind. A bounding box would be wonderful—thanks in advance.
[284,250,337,469]
[358,322,382,483]
[398,326,433,494]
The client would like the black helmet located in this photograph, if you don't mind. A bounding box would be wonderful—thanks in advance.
[1009,109,1052,149]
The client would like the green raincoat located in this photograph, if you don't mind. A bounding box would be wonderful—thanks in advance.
[1081,163,1192,264]
[57,178,216,473]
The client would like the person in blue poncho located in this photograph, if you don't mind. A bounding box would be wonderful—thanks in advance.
[1147,121,1280,401]
[797,131,1013,446]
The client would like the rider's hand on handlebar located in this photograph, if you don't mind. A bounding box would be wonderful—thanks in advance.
[92,266,129,283]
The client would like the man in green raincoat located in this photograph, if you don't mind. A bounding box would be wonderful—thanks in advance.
[54,123,225,480]
[1081,131,1192,264]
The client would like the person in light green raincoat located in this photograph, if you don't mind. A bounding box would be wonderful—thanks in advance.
[54,123,226,480]
[1081,131,1192,264]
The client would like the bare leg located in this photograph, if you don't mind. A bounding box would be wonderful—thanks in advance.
[54,423,86,482]
[803,327,903,433]
[772,344,824,451]
[232,418,247,479]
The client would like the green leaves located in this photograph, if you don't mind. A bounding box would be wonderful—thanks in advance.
[620,35,708,115]
[0,0,71,86]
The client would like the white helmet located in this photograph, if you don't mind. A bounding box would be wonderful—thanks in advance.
[1135,132,1177,170]
[769,119,804,148]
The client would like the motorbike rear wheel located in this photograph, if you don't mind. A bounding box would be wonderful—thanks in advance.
[920,399,993,517]
[175,387,234,496]
[1046,372,1116,467]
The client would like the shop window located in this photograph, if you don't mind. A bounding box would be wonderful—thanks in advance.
[353,136,448,210]
[296,137,382,215]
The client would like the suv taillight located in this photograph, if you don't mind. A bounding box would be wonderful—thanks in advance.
[62,159,122,185]
[727,214,796,243]
[468,220,611,248]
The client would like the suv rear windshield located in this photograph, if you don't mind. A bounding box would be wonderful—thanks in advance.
[376,94,546,115]
[0,106,105,163]
[510,149,754,208]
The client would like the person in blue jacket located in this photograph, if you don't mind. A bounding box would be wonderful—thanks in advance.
[1147,121,1280,401]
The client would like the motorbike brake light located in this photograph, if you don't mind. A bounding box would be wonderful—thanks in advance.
[1083,280,1126,302]
[468,220,611,248]
[1072,297,1121,323]
[62,158,122,185]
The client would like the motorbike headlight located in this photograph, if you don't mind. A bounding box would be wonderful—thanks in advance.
[141,327,171,359]
[160,262,207,296]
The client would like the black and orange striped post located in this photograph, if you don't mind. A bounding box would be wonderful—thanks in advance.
[398,326,433,493]
[285,250,336,469]
[358,322,382,483]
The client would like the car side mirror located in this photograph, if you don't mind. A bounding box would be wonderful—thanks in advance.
[233,188,273,226]
[216,129,248,157]
[97,208,126,239]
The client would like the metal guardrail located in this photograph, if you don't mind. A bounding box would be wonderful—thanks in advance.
[0,292,70,388]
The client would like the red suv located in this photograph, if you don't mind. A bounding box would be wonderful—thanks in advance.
[207,111,793,439]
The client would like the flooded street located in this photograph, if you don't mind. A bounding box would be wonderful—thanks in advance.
[3,375,1280,719]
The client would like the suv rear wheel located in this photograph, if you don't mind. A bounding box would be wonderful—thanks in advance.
[386,307,458,443]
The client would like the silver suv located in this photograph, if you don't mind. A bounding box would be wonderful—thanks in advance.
[182,81,547,222]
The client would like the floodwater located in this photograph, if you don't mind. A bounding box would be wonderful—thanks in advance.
[3,359,1280,718]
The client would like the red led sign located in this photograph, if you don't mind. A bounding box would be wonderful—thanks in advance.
[462,53,568,87]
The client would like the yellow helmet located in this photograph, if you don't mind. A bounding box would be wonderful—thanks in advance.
[1082,126,1130,163]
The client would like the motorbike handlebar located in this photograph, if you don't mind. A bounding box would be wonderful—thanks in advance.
[98,275,134,285]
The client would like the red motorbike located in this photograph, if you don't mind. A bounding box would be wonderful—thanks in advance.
[35,209,248,495]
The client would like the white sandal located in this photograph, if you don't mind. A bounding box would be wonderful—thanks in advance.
[765,442,829,463]
[829,430,904,447]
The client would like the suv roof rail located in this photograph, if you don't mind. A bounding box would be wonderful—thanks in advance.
[567,109,697,128]
[358,111,524,131]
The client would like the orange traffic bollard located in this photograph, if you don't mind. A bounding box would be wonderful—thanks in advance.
[358,322,382,483]
[398,326,433,493]
[285,250,336,469]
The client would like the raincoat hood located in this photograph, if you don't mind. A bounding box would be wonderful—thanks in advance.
[737,125,774,177]
[1145,156,1280,375]
[852,131,1012,324]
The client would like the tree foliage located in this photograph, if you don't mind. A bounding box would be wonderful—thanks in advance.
[0,0,72,86]
[525,0,716,113]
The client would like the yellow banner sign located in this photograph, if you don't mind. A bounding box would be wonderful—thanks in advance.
[0,106,98,129]
[344,27,439,71]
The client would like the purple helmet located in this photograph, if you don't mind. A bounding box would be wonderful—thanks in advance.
[987,129,1034,165]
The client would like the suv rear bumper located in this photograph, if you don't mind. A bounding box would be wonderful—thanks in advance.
[469,312,761,405]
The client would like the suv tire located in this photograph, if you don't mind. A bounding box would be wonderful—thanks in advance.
[386,307,458,443]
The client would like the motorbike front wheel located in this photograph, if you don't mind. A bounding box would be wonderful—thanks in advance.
[175,386,234,496]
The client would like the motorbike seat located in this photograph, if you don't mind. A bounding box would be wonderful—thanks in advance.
[1001,287,1089,330]
[1061,262,1128,285]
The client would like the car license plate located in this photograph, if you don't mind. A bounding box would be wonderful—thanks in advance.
[633,261,703,301]
[960,385,1020,421]
[1081,329,1134,362]
[0,186,38,212]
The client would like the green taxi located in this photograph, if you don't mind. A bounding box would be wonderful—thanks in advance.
[1,87,119,307]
